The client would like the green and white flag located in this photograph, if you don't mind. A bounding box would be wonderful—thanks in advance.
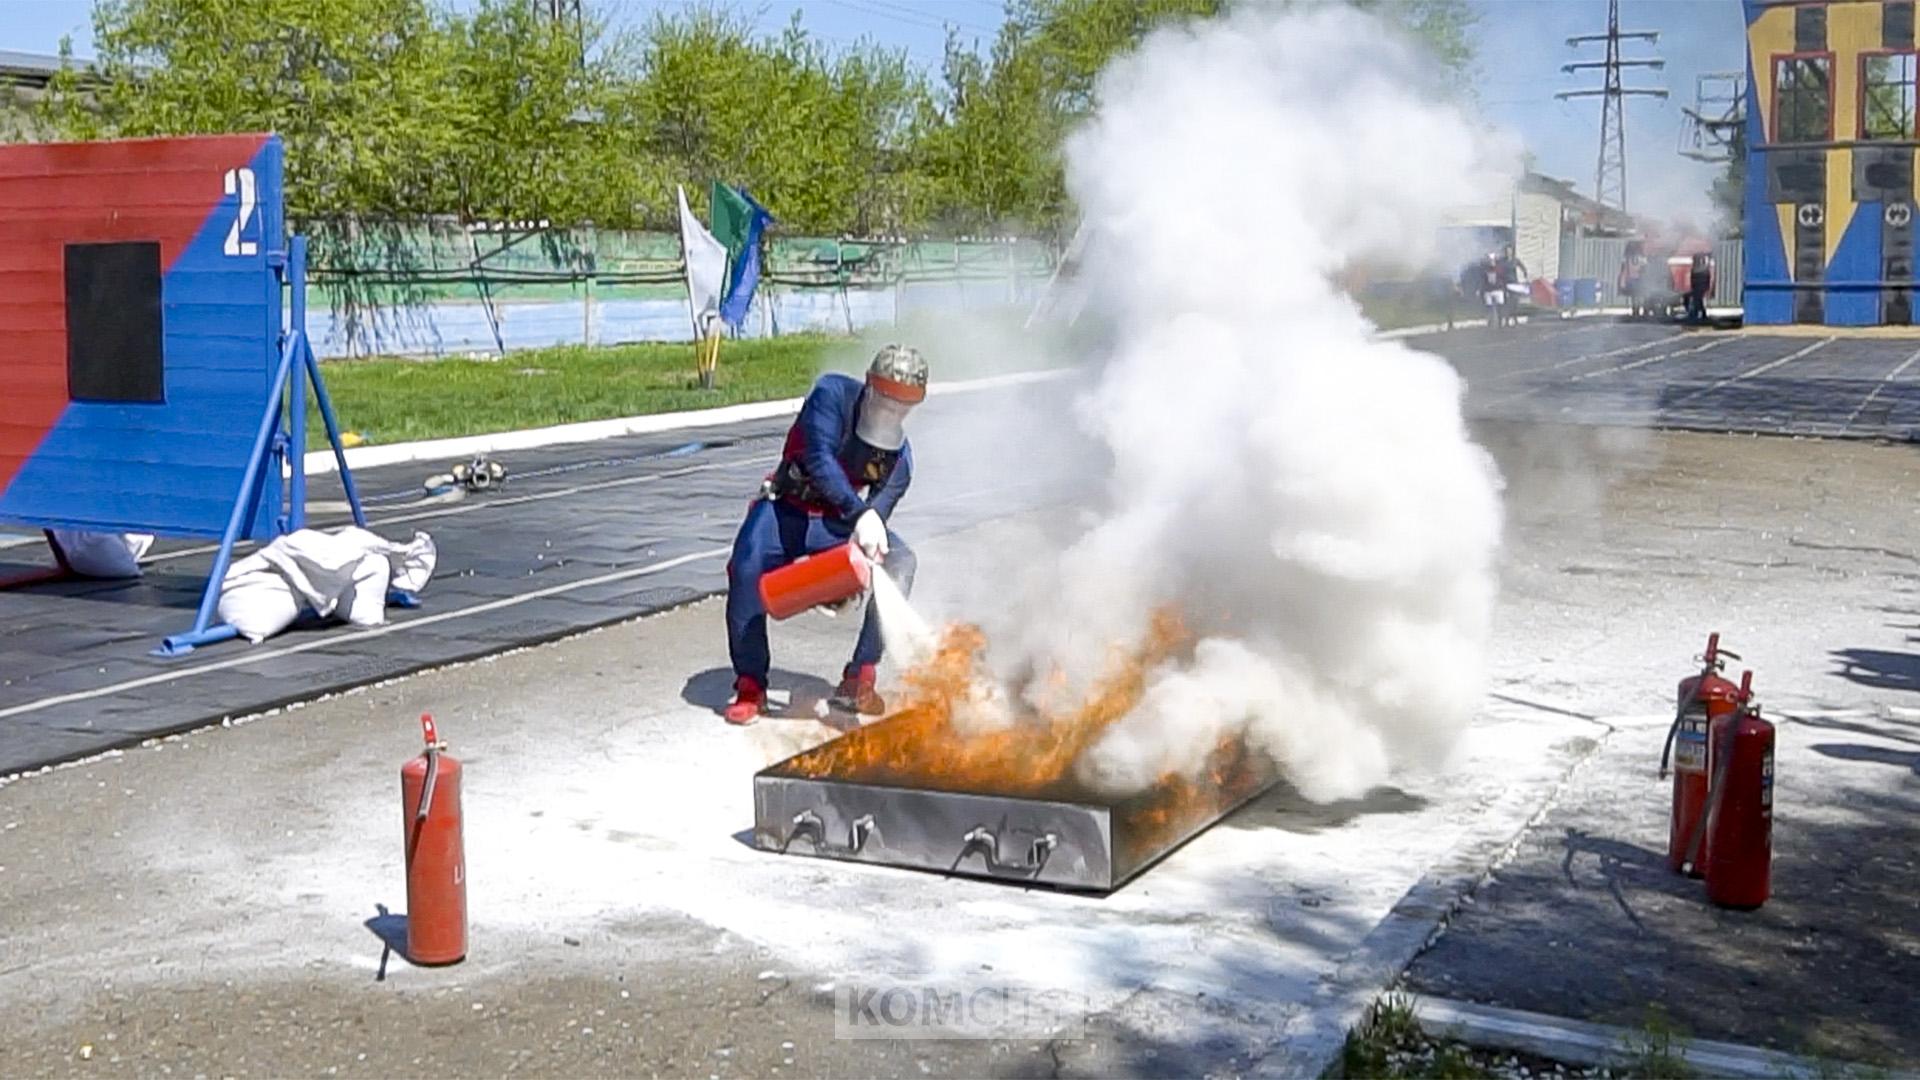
[709,181,773,330]
[677,185,727,338]
[709,180,755,268]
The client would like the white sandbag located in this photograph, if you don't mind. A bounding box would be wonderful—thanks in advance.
[217,553,304,643]
[385,531,437,595]
[342,551,393,627]
[50,530,154,578]
[216,526,437,644]
[327,527,437,596]
[255,528,383,620]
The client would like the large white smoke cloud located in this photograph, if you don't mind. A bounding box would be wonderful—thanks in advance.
[980,5,1516,803]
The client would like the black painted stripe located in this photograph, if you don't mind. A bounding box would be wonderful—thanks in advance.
[1887,1,1914,49]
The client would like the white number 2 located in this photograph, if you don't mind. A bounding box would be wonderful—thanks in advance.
[223,167,258,257]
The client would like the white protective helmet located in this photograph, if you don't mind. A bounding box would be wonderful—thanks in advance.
[857,344,927,450]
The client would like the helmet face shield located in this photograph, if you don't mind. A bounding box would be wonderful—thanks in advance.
[856,390,915,450]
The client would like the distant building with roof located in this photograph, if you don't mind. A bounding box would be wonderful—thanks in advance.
[1440,171,1639,282]
[0,50,95,141]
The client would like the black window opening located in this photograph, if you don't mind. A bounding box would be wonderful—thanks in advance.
[1775,55,1833,143]
[1863,52,1918,139]
[64,240,165,404]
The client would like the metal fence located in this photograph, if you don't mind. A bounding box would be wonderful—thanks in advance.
[305,222,1056,359]
[1560,236,1744,308]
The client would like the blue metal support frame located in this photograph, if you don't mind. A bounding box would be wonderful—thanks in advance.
[288,236,307,532]
[155,236,371,656]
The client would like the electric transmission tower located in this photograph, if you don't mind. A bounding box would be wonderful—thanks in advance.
[1556,0,1668,213]
[1679,72,1747,163]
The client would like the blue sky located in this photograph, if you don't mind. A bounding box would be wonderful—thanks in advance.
[4,0,1745,219]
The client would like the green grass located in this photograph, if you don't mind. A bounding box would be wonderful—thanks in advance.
[1343,994,1496,1079]
[1618,1006,1694,1080]
[1359,292,1462,332]
[308,334,844,444]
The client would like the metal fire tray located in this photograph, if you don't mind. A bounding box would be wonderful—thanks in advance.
[752,715,1275,893]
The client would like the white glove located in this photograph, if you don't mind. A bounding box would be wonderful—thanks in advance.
[813,595,858,618]
[852,509,889,561]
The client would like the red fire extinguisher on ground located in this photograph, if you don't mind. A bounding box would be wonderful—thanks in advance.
[401,713,467,965]
[1704,672,1774,909]
[1662,633,1743,876]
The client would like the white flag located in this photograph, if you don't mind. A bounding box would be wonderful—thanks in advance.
[677,185,728,339]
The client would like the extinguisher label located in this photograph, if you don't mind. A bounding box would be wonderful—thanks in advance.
[1675,709,1709,772]
[1760,749,1774,814]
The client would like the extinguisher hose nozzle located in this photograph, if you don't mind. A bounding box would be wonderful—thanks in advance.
[1660,654,1719,778]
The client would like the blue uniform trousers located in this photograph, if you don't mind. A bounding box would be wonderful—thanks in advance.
[725,498,917,683]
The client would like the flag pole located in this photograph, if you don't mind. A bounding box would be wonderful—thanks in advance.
[699,317,722,389]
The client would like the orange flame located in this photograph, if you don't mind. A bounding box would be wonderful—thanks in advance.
[775,607,1272,857]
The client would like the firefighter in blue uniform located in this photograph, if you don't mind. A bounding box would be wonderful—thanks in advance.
[722,345,928,724]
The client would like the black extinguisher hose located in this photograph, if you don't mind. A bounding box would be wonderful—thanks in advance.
[1682,720,1737,875]
[405,748,440,865]
[1658,683,1696,779]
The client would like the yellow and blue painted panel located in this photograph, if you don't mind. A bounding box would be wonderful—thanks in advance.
[1745,0,1918,325]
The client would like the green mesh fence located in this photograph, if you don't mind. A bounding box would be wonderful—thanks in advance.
[300,221,1058,357]
[307,222,1055,308]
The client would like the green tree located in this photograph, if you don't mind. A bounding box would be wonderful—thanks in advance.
[627,8,929,234]
[920,0,1477,234]
[29,0,1481,241]
[1011,0,1223,115]
[441,0,640,226]
[36,38,110,142]
[918,22,1064,233]
[627,7,757,200]
[57,0,467,222]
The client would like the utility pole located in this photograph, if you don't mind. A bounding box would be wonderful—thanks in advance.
[1557,0,1668,213]
[538,0,586,62]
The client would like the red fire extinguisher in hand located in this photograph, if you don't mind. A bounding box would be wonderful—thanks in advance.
[1664,633,1743,876]
[1704,673,1775,909]
[401,713,466,964]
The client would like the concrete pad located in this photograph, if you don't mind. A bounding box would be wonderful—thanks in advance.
[0,517,1596,1078]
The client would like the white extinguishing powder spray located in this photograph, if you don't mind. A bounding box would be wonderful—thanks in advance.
[869,559,934,665]
[978,6,1516,803]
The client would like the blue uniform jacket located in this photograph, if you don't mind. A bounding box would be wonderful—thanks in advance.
[776,372,913,524]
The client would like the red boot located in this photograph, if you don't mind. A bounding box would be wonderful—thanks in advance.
[723,675,765,725]
[831,664,886,716]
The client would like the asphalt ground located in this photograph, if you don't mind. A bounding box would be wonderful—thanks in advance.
[0,378,1082,775]
[1430,318,1920,439]
[4,321,1918,781]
